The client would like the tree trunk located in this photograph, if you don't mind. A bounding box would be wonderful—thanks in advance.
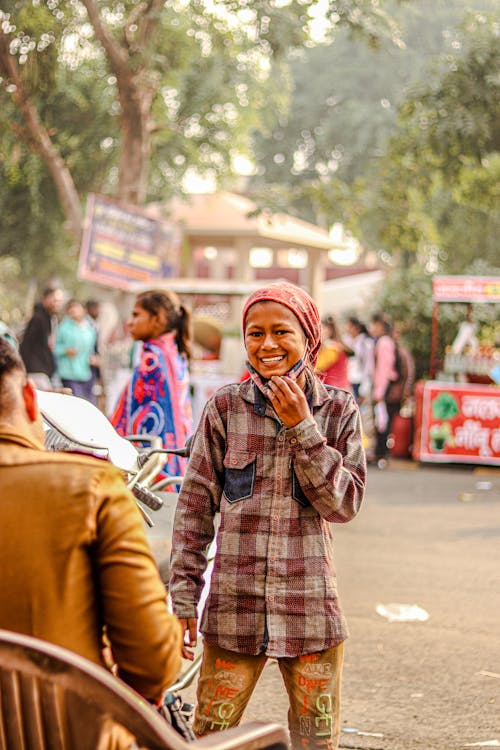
[115,72,155,205]
[81,0,163,205]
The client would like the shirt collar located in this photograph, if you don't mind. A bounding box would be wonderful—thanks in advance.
[0,422,45,451]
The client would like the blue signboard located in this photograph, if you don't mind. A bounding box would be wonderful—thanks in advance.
[78,194,181,290]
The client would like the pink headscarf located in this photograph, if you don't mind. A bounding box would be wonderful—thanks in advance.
[242,282,321,366]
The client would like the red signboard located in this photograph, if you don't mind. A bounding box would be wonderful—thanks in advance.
[432,276,500,303]
[414,381,500,465]
[78,194,181,290]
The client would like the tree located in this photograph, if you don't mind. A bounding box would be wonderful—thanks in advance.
[248,0,495,216]
[362,11,499,270]
[0,0,401,255]
[247,0,498,279]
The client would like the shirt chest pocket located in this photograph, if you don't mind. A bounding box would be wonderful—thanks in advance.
[223,451,257,504]
[292,470,311,507]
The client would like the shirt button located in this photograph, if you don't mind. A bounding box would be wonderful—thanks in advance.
[290,437,297,444]
[273,514,279,521]
[231,458,237,464]
[270,555,276,562]
[276,474,281,480]
[268,595,274,602]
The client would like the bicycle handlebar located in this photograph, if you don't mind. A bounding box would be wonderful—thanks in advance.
[135,435,193,469]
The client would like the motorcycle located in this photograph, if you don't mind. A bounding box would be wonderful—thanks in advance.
[36,389,213,734]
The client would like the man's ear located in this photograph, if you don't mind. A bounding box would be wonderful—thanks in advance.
[22,380,39,422]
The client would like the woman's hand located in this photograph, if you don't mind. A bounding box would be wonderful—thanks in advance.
[178,617,198,661]
[267,375,309,428]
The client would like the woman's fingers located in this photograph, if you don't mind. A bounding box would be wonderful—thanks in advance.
[269,375,302,399]
[268,375,309,427]
[177,616,198,661]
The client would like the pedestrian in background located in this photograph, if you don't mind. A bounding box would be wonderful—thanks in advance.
[369,312,399,468]
[54,299,97,402]
[19,286,64,389]
[315,313,351,390]
[344,316,376,460]
[85,298,103,407]
[111,289,193,483]
[344,316,374,403]
[170,282,366,750]
[393,322,416,404]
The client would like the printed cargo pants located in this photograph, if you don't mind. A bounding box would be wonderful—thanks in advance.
[193,641,345,750]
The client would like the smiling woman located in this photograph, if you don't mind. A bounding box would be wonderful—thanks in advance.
[169,281,366,750]
[244,302,307,384]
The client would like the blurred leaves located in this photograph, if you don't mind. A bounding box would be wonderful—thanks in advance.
[0,0,406,299]
[359,10,499,273]
[250,1,499,282]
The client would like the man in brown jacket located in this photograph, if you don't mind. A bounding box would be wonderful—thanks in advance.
[0,338,182,704]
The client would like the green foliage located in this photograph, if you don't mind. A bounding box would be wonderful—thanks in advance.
[361,11,499,271]
[398,13,500,171]
[249,0,487,212]
[2,0,497,329]
[249,0,499,281]
[1,1,60,93]
[0,256,25,330]
[0,0,408,311]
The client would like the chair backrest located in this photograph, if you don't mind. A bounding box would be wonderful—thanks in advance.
[0,628,190,750]
[0,629,289,750]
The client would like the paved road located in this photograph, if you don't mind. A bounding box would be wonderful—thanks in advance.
[181,462,500,749]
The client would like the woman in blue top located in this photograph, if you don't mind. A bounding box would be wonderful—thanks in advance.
[54,299,97,402]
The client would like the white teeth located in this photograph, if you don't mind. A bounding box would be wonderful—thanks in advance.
[262,356,284,363]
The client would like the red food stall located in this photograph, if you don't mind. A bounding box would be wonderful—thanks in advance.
[413,275,500,466]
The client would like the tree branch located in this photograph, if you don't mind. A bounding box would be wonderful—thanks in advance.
[0,29,83,242]
[135,0,165,51]
[79,0,130,78]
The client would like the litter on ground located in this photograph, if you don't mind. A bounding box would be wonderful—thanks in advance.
[376,603,429,622]
[342,728,384,738]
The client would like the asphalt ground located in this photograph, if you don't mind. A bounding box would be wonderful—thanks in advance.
[180,461,500,749]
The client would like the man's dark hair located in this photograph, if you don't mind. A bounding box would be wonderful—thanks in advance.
[42,286,60,300]
[371,312,393,335]
[347,316,369,337]
[0,338,26,399]
[85,299,100,319]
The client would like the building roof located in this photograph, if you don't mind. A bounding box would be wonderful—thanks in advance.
[150,191,334,251]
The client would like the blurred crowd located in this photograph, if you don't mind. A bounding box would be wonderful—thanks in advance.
[316,311,415,467]
[4,285,415,469]
[18,286,104,406]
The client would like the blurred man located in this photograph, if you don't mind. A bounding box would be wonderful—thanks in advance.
[0,338,182,705]
[20,286,64,388]
[86,298,103,406]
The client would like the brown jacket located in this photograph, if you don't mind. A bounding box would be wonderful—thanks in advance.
[0,424,182,701]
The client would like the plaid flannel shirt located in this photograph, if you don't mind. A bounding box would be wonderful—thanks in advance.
[170,375,366,658]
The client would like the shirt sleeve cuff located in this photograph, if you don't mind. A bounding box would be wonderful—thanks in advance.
[285,416,326,453]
